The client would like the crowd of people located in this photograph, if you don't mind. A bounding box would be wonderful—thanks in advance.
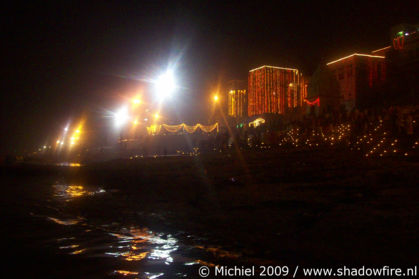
[199,106,418,154]
[19,106,418,163]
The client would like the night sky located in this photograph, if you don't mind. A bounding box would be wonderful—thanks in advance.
[2,1,418,155]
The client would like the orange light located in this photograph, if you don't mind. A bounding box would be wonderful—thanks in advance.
[213,95,219,102]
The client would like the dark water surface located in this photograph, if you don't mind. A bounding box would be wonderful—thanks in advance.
[2,153,418,278]
[2,166,240,279]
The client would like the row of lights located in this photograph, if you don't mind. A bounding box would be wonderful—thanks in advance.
[250,119,416,159]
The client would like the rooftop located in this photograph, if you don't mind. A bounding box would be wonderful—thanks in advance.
[327,53,385,66]
[249,65,298,72]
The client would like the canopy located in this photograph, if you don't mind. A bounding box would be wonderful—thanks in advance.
[249,118,265,127]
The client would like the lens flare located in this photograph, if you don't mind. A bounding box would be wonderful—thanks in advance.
[114,106,130,128]
[155,70,176,101]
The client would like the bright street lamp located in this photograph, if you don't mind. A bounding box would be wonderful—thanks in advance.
[132,97,142,105]
[155,69,176,102]
[114,106,130,128]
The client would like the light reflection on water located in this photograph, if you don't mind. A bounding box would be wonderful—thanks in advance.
[56,162,82,167]
[70,248,86,255]
[108,227,178,265]
[144,272,164,279]
[42,182,245,278]
[114,270,139,276]
[48,216,83,225]
[53,184,106,201]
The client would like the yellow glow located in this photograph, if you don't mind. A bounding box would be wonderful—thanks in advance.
[249,118,265,127]
[132,97,142,105]
[326,53,385,65]
[69,121,84,147]
[56,140,60,144]
[66,185,87,198]
[122,251,149,261]
[154,113,160,120]
[213,95,219,102]
[115,270,139,276]
[70,249,86,255]
[133,119,139,125]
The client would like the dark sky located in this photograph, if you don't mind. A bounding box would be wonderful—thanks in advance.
[1,0,418,154]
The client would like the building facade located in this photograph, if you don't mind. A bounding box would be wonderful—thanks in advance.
[226,80,247,118]
[248,65,306,117]
[388,24,419,104]
[327,54,386,110]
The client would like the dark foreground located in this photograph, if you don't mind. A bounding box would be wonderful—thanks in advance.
[1,149,418,278]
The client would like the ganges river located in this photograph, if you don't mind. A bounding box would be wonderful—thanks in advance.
[2,152,418,278]
[1,164,245,279]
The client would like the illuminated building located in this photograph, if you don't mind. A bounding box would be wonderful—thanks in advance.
[226,80,247,118]
[390,24,419,54]
[326,24,418,110]
[387,24,419,104]
[388,23,419,71]
[327,54,386,110]
[248,66,307,116]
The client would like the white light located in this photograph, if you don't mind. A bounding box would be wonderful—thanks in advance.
[114,106,130,128]
[154,70,176,101]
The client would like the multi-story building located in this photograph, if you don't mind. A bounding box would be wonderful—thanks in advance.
[247,65,306,116]
[326,54,386,110]
[388,24,419,104]
[226,80,247,118]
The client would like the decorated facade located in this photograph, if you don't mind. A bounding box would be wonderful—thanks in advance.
[327,54,386,110]
[227,80,247,118]
[146,123,219,135]
[247,65,307,116]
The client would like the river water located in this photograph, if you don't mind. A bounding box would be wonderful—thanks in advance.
[2,167,242,278]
